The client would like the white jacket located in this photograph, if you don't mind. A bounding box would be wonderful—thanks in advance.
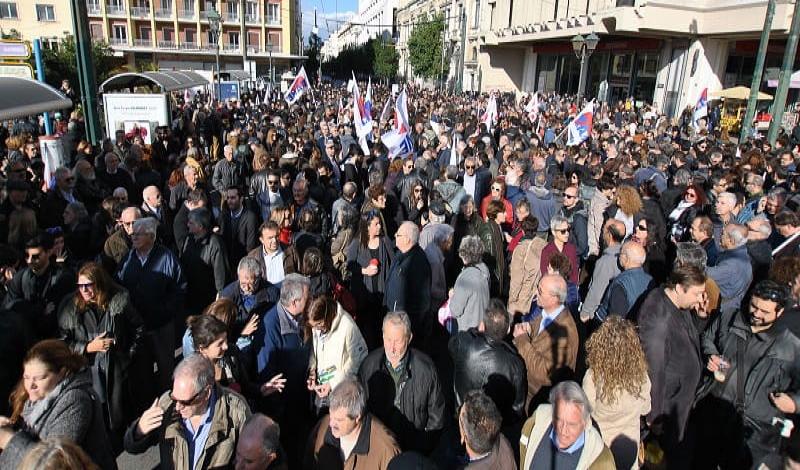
[309,305,368,391]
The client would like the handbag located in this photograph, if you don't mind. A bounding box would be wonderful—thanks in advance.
[327,272,358,318]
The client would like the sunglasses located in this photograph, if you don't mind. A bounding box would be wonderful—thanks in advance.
[636,224,648,231]
[170,386,208,407]
[492,186,501,191]
[563,194,576,200]
[465,165,475,169]
[554,228,570,234]
[77,282,95,290]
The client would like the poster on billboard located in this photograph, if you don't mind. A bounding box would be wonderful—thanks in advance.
[124,121,155,145]
[103,93,169,142]
[214,81,240,101]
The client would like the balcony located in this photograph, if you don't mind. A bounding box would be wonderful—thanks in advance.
[131,6,150,17]
[155,8,171,18]
[266,16,280,26]
[134,38,152,47]
[223,43,240,51]
[180,42,200,50]
[246,14,259,24]
[109,37,128,45]
[178,9,195,19]
[265,44,278,52]
[224,13,239,23]
[246,45,260,53]
[106,4,125,15]
[87,3,101,14]
[199,10,210,20]
[157,40,177,48]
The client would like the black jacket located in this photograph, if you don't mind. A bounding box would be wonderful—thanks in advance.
[219,206,260,271]
[220,279,279,337]
[448,328,528,423]
[180,232,230,311]
[383,245,432,341]
[358,348,445,453]
[3,263,75,339]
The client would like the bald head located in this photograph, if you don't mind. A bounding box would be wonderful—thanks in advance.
[396,221,420,253]
[604,219,627,245]
[621,241,646,269]
[722,223,748,249]
[539,273,568,310]
[236,413,280,470]
[120,207,142,236]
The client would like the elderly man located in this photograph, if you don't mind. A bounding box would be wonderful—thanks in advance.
[450,300,527,424]
[213,144,245,195]
[118,217,186,403]
[141,185,173,247]
[124,354,251,469]
[38,166,79,229]
[513,274,579,407]
[519,381,615,469]
[746,218,774,281]
[595,242,653,321]
[254,273,312,467]
[98,152,134,200]
[713,191,739,245]
[173,188,208,250]
[180,207,230,314]
[739,172,765,223]
[235,414,287,470]
[102,206,141,273]
[708,224,753,316]
[689,215,718,266]
[358,311,445,453]
[580,220,625,322]
[384,221,432,345]
[423,223,454,311]
[221,257,279,345]
[305,377,400,469]
[170,165,207,212]
[695,281,800,469]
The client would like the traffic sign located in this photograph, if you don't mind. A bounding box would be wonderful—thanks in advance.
[0,62,33,79]
[0,41,30,59]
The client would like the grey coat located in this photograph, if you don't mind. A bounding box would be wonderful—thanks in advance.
[707,245,753,316]
[450,262,491,332]
[0,369,117,469]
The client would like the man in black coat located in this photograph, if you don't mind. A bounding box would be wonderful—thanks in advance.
[141,185,174,249]
[180,208,230,315]
[449,299,527,426]
[358,311,445,454]
[219,186,259,273]
[97,152,135,202]
[220,256,279,340]
[384,221,432,347]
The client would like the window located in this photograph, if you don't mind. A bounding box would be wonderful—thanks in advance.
[227,1,238,16]
[0,2,17,19]
[90,23,103,39]
[185,28,195,42]
[472,0,479,29]
[36,4,55,21]
[163,27,173,41]
[266,2,279,24]
[246,1,257,17]
[112,24,127,41]
[247,31,258,47]
[228,31,239,47]
[139,26,151,39]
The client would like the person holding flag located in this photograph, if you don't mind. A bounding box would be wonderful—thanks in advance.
[351,73,373,155]
[284,66,312,105]
[566,102,595,147]
[693,87,708,132]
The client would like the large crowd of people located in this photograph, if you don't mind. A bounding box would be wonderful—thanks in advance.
[0,77,799,469]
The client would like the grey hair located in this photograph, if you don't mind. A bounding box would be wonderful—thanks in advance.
[768,187,787,201]
[429,210,446,224]
[55,166,70,179]
[542,273,568,304]
[445,165,459,180]
[237,256,262,278]
[121,206,142,219]
[621,241,646,266]
[549,380,592,423]
[458,235,485,266]
[279,273,310,305]
[113,187,128,199]
[133,217,158,238]
[187,208,212,231]
[751,219,772,237]
[242,414,280,454]
[174,354,215,395]
[718,192,737,206]
[550,215,570,233]
[66,202,88,222]
[725,224,748,248]
[748,173,764,187]
[673,168,692,186]
[433,224,455,245]
[382,310,412,339]
[675,242,707,269]
[328,376,367,420]
[401,221,420,245]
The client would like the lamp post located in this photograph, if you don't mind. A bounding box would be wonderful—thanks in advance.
[207,6,221,101]
[267,37,273,87]
[571,32,599,99]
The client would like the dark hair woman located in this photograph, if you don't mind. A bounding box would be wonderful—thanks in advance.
[56,261,143,448]
[0,340,116,469]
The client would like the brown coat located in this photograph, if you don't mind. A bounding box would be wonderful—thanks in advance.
[305,413,399,470]
[513,309,579,404]
[507,237,547,315]
[465,434,517,469]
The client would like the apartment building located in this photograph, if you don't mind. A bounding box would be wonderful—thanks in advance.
[474,0,798,116]
[0,0,305,77]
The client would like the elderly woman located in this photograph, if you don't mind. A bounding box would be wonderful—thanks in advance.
[448,235,491,333]
[508,216,546,317]
[305,294,367,411]
[480,177,514,228]
[62,201,93,262]
[57,262,144,446]
[540,215,579,284]
[583,317,651,469]
[424,224,455,311]
[0,340,116,469]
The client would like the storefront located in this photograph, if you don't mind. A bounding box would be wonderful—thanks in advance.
[533,37,662,104]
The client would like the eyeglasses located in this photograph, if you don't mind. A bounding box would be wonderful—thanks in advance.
[492,186,501,191]
[636,224,648,231]
[554,228,570,234]
[267,180,279,185]
[563,194,577,200]
[170,386,208,407]
[465,165,475,170]
[685,192,696,198]
[77,282,94,291]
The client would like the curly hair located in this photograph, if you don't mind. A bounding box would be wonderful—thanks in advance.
[770,256,800,288]
[585,316,649,404]
[614,185,643,217]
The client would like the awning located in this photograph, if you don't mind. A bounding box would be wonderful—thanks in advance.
[710,86,772,101]
[0,77,73,120]
[221,70,252,81]
[99,70,208,93]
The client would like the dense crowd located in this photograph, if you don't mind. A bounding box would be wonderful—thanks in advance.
[0,77,799,470]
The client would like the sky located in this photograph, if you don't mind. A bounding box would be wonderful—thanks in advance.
[301,0,357,42]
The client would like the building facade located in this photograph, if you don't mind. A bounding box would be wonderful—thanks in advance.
[0,1,71,49]
[474,0,798,117]
[0,0,304,77]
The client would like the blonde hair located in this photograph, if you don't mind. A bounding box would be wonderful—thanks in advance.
[585,317,648,404]
[615,185,643,217]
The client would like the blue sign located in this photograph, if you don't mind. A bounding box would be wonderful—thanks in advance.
[215,81,240,101]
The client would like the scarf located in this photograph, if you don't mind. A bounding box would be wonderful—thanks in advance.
[22,375,71,433]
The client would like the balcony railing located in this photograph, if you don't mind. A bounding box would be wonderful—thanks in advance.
[265,44,278,52]
[87,3,101,14]
[131,6,149,17]
[245,14,259,23]
[199,10,210,19]
[266,16,280,26]
[180,41,199,49]
[157,40,177,48]
[223,43,240,51]
[109,37,128,45]
[224,13,239,22]
[178,9,195,19]
[106,4,125,15]
[155,8,171,18]
[134,38,152,46]
[246,45,260,53]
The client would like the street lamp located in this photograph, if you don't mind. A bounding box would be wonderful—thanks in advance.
[571,32,599,98]
[267,36,273,88]
[207,6,221,101]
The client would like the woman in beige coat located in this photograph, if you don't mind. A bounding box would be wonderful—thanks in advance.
[507,216,546,316]
[583,317,651,470]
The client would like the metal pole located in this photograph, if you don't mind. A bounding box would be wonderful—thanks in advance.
[577,49,588,98]
[33,39,52,136]
[768,0,800,144]
[741,0,776,142]
[457,7,467,93]
[70,0,101,144]
[240,0,247,71]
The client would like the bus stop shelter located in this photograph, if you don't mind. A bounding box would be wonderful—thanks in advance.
[0,77,72,120]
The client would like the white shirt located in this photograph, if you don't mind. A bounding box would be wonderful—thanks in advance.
[263,248,285,284]
[538,305,565,335]
[463,173,476,198]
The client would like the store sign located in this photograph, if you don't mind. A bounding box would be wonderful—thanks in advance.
[0,62,33,79]
[0,41,30,59]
